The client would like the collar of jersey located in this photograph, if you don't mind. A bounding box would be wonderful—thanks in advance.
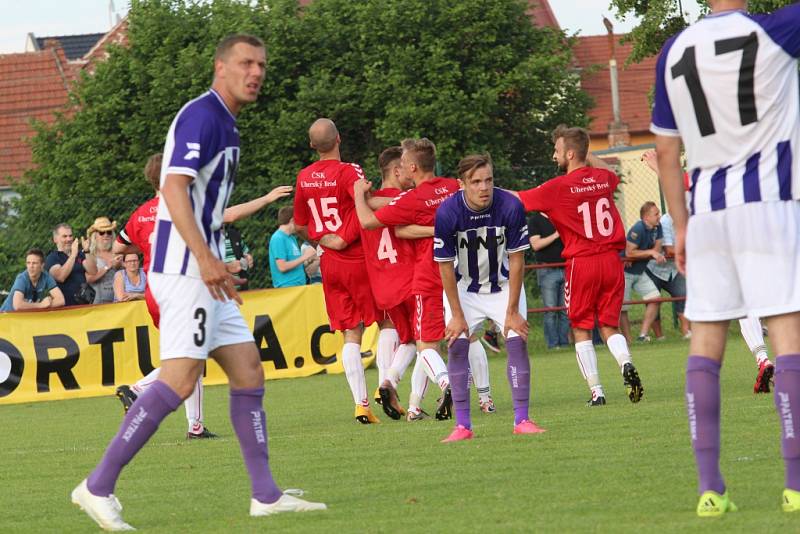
[209,89,237,122]
[705,8,747,19]
[459,190,494,214]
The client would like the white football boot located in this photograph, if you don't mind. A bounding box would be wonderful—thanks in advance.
[71,479,135,531]
[250,492,327,516]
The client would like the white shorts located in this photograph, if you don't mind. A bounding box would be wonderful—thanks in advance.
[149,272,254,360]
[622,271,660,311]
[685,200,800,322]
[443,284,527,339]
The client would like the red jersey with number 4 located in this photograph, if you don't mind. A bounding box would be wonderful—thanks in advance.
[294,160,365,262]
[117,196,159,271]
[518,167,625,258]
[374,177,459,296]
[359,187,415,309]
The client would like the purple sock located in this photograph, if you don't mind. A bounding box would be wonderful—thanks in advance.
[230,387,283,504]
[774,354,800,491]
[505,337,530,425]
[448,338,471,429]
[87,380,181,496]
[686,356,725,495]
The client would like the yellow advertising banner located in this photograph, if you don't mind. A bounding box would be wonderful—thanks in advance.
[0,284,377,405]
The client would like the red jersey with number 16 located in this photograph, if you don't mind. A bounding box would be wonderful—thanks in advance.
[359,188,415,309]
[294,159,365,262]
[374,177,459,296]
[518,167,625,258]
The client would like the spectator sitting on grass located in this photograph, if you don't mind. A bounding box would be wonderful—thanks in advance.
[1,248,65,311]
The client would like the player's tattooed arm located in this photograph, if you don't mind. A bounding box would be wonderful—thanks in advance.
[440,261,468,346]
[223,185,293,223]
[318,234,347,250]
[353,178,385,230]
[504,250,528,341]
[395,225,433,239]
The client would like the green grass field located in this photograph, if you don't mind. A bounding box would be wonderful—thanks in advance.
[1,330,795,533]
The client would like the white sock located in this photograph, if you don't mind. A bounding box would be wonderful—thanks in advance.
[377,328,399,386]
[468,340,491,401]
[739,317,770,366]
[388,343,416,387]
[342,342,367,405]
[419,348,449,390]
[606,333,632,370]
[575,340,602,392]
[185,376,203,431]
[133,367,161,394]
[409,355,429,410]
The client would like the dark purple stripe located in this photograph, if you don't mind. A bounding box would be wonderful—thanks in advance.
[778,140,793,200]
[743,151,761,202]
[179,247,190,275]
[466,230,481,293]
[709,166,729,211]
[152,220,172,273]
[689,168,701,215]
[487,227,501,293]
[201,168,224,244]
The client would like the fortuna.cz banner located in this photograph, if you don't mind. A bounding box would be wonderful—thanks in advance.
[0,284,377,404]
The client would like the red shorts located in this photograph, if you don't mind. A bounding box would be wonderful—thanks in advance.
[385,296,416,344]
[564,252,624,330]
[414,293,445,342]
[320,255,379,332]
[145,285,160,329]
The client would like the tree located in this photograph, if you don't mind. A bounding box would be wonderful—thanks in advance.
[609,0,795,63]
[1,0,590,289]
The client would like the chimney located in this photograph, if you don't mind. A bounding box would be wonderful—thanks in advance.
[603,16,630,148]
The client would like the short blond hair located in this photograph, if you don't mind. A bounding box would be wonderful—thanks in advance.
[401,138,436,172]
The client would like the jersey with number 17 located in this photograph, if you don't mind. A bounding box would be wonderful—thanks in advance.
[517,167,625,258]
[293,159,365,262]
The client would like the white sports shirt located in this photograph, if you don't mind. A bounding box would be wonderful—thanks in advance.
[650,5,800,215]
[150,90,240,278]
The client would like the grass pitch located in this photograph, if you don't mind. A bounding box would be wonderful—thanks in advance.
[1,331,795,533]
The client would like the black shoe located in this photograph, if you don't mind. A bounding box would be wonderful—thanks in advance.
[115,385,138,414]
[435,386,453,420]
[187,427,218,439]
[623,362,644,403]
[481,330,502,353]
[587,395,607,406]
[378,382,402,420]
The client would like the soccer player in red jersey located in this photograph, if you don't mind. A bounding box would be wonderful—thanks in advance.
[353,138,458,420]
[114,153,292,437]
[515,125,644,406]
[293,118,382,424]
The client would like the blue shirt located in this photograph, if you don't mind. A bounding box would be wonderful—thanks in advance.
[269,229,306,288]
[1,271,58,311]
[44,250,88,306]
[433,189,529,294]
[625,220,663,275]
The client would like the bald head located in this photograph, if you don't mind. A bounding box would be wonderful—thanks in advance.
[309,118,339,153]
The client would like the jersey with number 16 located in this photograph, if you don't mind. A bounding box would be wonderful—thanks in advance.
[518,167,626,258]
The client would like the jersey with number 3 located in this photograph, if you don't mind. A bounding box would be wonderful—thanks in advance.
[651,5,800,215]
[293,159,365,262]
[359,188,414,309]
[518,167,625,258]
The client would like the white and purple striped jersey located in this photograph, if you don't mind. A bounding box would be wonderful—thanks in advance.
[651,4,800,215]
[150,89,240,278]
[433,189,529,294]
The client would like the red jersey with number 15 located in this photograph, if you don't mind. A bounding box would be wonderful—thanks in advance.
[374,177,459,296]
[294,160,365,262]
[518,167,625,258]
[359,187,415,309]
[117,196,159,271]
